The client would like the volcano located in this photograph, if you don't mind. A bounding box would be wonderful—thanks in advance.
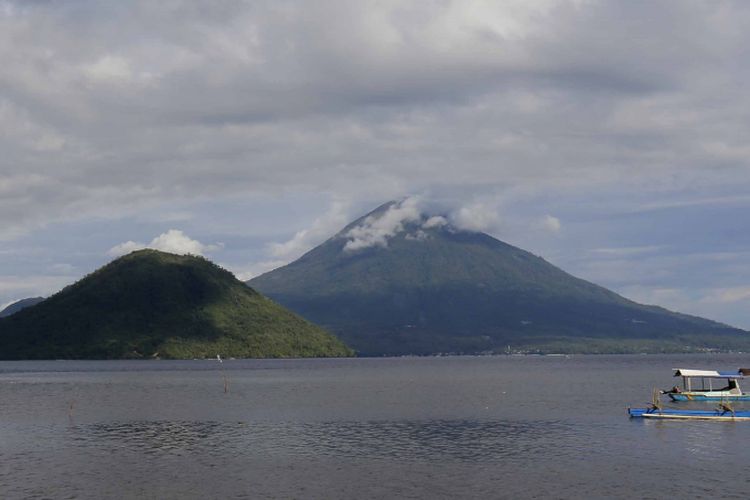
[249,201,748,355]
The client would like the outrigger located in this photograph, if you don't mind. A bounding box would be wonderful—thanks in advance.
[663,368,750,401]
[628,389,750,421]
[629,406,750,421]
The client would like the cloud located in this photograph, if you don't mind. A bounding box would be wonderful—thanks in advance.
[269,201,350,260]
[405,229,429,241]
[541,215,561,233]
[450,202,500,232]
[83,55,133,83]
[232,260,288,282]
[633,195,750,213]
[3,1,750,241]
[590,246,662,257]
[0,274,74,303]
[107,240,146,256]
[422,216,448,229]
[343,197,421,251]
[701,286,750,305]
[616,284,750,329]
[107,229,220,257]
[49,262,76,274]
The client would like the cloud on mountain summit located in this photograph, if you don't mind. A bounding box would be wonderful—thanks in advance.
[342,197,508,251]
[343,198,422,252]
[450,202,501,233]
[422,216,449,229]
[108,230,221,257]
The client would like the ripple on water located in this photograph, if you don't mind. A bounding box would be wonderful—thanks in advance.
[63,418,579,463]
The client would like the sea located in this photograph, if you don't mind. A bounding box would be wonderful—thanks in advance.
[2,354,750,499]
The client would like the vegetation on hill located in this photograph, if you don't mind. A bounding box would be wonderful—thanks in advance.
[250,201,750,355]
[0,250,352,360]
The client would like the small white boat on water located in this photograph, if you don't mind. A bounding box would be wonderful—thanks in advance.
[663,368,750,402]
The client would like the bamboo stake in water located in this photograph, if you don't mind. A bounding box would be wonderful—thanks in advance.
[217,354,229,393]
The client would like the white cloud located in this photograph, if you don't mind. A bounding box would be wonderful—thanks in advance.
[590,246,662,257]
[149,229,221,255]
[422,215,448,229]
[343,197,421,252]
[405,229,429,241]
[701,286,750,305]
[450,203,500,232]
[49,263,76,274]
[616,284,750,329]
[541,214,561,233]
[7,0,749,242]
[269,201,350,260]
[107,240,146,256]
[83,55,134,83]
[634,195,750,213]
[617,286,697,315]
[0,274,73,301]
[233,260,288,282]
[107,229,221,257]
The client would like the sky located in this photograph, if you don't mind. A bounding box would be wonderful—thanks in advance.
[2,0,750,328]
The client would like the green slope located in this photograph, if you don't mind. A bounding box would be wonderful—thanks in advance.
[249,201,750,355]
[0,250,352,360]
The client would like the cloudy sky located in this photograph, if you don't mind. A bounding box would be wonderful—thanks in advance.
[2,0,750,328]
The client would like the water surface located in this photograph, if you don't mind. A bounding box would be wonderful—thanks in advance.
[2,355,750,499]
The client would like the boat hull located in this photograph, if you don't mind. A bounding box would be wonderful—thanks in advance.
[668,393,750,402]
[629,407,750,421]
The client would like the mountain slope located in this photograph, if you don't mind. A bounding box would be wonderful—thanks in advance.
[249,201,749,355]
[0,250,352,360]
[0,297,45,318]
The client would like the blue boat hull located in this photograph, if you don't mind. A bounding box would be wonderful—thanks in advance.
[629,407,750,420]
[668,393,750,402]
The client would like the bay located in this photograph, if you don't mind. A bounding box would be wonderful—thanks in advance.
[2,354,750,499]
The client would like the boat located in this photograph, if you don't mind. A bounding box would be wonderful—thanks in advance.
[663,368,750,401]
[628,406,750,421]
[629,388,750,420]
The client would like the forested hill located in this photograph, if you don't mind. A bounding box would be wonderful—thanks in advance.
[0,250,352,359]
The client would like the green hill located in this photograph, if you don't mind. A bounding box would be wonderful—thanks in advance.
[249,201,750,355]
[0,250,352,360]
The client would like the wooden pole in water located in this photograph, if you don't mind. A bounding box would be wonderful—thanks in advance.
[217,354,229,394]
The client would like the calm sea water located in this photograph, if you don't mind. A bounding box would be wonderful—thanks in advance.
[2,354,750,499]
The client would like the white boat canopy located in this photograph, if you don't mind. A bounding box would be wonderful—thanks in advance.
[673,368,746,378]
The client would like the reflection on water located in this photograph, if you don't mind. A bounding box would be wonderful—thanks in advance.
[68,418,577,463]
[71,420,232,456]
[4,355,750,499]
[299,419,577,462]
